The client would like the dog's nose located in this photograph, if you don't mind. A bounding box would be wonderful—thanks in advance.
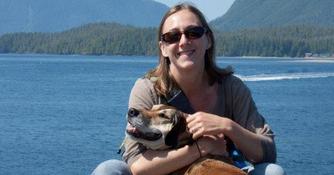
[128,108,139,117]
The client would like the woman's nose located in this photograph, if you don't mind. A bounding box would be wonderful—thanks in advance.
[179,33,190,46]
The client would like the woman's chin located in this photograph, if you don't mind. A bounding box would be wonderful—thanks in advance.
[177,55,195,64]
[178,61,197,71]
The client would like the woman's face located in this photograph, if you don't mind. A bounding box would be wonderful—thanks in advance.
[160,9,211,73]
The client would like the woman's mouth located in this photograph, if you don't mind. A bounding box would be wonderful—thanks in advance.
[177,50,195,57]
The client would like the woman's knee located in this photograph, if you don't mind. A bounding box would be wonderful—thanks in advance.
[91,159,131,175]
[251,163,285,175]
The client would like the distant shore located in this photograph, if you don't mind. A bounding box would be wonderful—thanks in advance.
[301,57,334,63]
[304,56,334,59]
[1,53,334,62]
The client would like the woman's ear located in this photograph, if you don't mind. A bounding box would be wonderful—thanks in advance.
[159,41,169,57]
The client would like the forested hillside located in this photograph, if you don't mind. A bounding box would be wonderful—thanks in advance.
[1,23,333,57]
[0,23,158,56]
[215,25,334,57]
[211,0,334,31]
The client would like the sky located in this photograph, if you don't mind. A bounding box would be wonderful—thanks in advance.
[154,0,235,21]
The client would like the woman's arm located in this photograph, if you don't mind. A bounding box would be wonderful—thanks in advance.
[186,76,276,163]
[187,112,273,163]
[130,135,228,175]
[130,144,199,175]
[223,118,274,163]
[228,76,276,163]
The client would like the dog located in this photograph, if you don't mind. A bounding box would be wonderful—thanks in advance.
[126,104,247,175]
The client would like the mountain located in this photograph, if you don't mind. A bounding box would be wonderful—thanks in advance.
[0,0,168,35]
[211,0,334,31]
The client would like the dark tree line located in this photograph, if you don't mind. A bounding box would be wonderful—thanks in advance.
[0,23,333,57]
[215,25,334,57]
[0,23,158,56]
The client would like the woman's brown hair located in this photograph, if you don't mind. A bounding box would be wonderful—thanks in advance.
[147,3,231,97]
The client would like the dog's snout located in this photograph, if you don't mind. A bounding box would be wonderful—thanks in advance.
[128,108,139,117]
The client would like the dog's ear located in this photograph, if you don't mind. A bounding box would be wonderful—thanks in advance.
[165,111,187,148]
[151,104,165,110]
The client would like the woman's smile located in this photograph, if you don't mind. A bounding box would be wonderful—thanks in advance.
[177,49,195,57]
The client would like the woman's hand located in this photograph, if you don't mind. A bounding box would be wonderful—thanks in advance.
[186,112,232,139]
[196,134,228,157]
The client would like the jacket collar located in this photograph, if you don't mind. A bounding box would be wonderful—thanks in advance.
[166,89,195,114]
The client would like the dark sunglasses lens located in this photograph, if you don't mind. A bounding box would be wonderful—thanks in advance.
[162,32,181,44]
[161,27,206,44]
[185,27,205,39]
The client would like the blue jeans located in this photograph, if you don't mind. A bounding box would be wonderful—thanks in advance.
[91,160,131,175]
[91,159,285,175]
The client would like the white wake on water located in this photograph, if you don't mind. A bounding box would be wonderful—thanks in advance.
[237,72,334,82]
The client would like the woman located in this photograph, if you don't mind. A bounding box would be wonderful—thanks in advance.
[92,3,285,175]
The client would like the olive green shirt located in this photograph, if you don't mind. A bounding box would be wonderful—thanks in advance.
[121,75,276,166]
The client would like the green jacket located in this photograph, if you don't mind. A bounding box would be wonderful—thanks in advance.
[122,74,276,166]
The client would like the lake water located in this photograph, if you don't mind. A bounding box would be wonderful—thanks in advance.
[1,54,334,175]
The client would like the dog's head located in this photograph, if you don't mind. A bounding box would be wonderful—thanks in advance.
[126,104,191,150]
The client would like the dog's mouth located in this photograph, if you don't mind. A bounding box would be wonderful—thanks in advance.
[126,119,162,141]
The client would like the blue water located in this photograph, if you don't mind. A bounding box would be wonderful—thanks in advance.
[1,54,334,175]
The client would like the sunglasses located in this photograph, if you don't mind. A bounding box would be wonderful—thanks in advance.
[161,26,207,44]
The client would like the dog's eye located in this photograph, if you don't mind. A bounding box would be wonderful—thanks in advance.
[158,113,168,119]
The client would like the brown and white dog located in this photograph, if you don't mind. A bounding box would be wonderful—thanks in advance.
[126,104,246,175]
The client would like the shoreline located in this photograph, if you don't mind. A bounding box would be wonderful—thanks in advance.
[1,53,334,61]
[304,56,334,59]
